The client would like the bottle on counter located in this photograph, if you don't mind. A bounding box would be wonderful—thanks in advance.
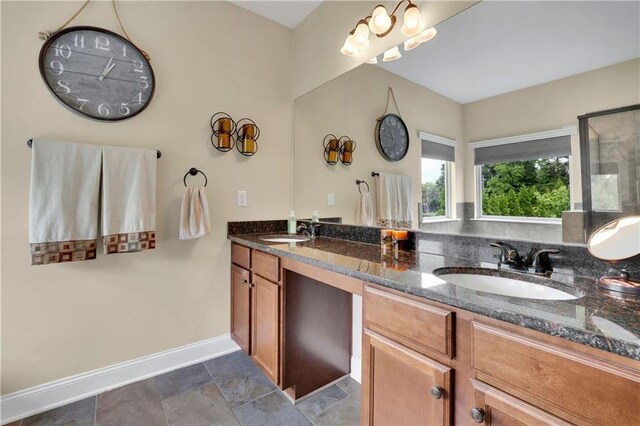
[288,210,297,234]
[312,210,319,223]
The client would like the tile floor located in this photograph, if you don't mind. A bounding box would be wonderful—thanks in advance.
[9,351,361,426]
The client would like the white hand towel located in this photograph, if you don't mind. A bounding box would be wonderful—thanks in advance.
[29,139,102,265]
[102,146,157,254]
[179,187,211,240]
[355,191,373,226]
[376,172,413,228]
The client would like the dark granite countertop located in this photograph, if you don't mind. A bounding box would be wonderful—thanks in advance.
[229,234,640,361]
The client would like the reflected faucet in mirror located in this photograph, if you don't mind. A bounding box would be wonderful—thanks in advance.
[588,216,640,294]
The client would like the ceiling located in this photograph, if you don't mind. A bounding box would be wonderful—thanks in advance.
[377,1,640,104]
[228,0,323,29]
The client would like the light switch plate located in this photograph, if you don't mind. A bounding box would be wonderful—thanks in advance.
[237,190,248,207]
[327,192,335,206]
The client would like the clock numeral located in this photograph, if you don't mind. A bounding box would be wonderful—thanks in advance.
[122,45,127,57]
[133,60,144,73]
[74,34,85,48]
[49,60,64,75]
[94,36,110,51]
[119,103,131,115]
[56,80,71,94]
[98,103,111,117]
[77,98,90,111]
[54,43,72,59]
[138,76,149,89]
[132,92,143,105]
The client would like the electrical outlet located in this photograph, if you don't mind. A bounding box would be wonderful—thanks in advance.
[327,192,335,206]
[237,190,248,207]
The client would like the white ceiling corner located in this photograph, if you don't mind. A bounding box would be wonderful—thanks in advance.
[228,0,323,29]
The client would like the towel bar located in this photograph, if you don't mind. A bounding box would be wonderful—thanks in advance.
[371,172,379,177]
[27,139,162,159]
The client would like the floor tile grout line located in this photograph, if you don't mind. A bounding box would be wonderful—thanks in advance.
[201,360,244,425]
[303,393,350,423]
[152,375,171,426]
[93,394,97,426]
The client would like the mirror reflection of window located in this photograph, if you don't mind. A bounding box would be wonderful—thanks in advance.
[420,135,456,222]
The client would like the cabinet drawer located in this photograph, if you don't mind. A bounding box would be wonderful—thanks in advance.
[253,250,280,282]
[471,322,640,425]
[231,244,251,269]
[364,286,454,358]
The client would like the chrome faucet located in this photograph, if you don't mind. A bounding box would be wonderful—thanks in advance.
[490,242,560,275]
[297,222,321,238]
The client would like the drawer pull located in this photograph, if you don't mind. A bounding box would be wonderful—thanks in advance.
[470,408,485,423]
[430,386,444,399]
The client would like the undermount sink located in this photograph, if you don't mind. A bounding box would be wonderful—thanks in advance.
[433,268,581,301]
[259,234,311,243]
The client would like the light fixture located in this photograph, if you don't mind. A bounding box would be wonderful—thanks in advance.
[340,1,436,61]
[340,31,358,57]
[401,3,424,37]
[352,19,370,49]
[369,5,392,35]
[382,46,402,62]
[366,56,378,64]
[403,37,420,51]
[415,27,437,43]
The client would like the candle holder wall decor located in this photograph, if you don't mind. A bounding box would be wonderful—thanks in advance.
[236,118,260,157]
[323,134,340,165]
[210,112,237,152]
[339,136,356,165]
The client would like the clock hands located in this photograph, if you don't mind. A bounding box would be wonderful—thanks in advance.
[98,57,115,81]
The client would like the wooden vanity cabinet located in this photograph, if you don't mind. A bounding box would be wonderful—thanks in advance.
[230,243,281,385]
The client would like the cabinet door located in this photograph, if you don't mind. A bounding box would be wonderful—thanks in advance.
[231,264,251,354]
[251,275,280,384]
[469,379,571,426]
[363,329,452,426]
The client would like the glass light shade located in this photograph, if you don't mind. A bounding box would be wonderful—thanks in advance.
[401,4,425,37]
[340,34,358,57]
[369,5,391,35]
[382,46,402,62]
[415,27,437,43]
[403,37,420,51]
[366,56,378,64]
[352,20,370,49]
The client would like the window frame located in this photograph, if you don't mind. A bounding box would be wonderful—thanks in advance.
[419,131,457,223]
[471,127,576,224]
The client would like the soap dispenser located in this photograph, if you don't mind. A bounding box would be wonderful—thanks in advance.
[288,210,296,234]
[312,210,319,223]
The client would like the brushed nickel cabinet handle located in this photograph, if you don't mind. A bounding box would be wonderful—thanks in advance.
[470,408,485,423]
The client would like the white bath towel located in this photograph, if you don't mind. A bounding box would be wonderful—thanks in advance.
[29,139,102,265]
[376,172,413,228]
[102,146,157,254]
[355,191,373,226]
[179,187,211,240]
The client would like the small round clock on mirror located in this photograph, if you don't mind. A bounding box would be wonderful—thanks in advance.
[39,26,155,121]
[588,216,640,295]
[375,113,410,162]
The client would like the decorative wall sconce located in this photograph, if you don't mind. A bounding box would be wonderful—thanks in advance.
[323,134,340,165]
[210,112,237,152]
[342,1,437,62]
[236,118,260,157]
[339,136,356,165]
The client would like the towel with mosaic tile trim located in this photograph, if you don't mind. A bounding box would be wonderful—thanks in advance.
[101,146,157,254]
[29,139,102,265]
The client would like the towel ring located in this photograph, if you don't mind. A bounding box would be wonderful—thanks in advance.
[356,179,370,193]
[183,168,208,187]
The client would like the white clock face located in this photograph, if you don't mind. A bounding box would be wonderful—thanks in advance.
[39,26,155,121]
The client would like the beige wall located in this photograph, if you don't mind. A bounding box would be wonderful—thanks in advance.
[463,58,640,203]
[1,1,292,394]
[292,0,478,98]
[293,64,464,225]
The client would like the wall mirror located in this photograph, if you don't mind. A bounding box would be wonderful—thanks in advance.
[293,1,640,244]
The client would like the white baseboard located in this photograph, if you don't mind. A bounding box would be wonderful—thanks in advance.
[350,356,361,383]
[0,334,239,425]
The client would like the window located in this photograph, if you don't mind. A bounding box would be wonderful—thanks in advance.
[472,129,573,221]
[420,133,455,222]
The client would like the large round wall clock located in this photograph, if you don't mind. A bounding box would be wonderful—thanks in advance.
[375,113,410,162]
[39,26,155,121]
